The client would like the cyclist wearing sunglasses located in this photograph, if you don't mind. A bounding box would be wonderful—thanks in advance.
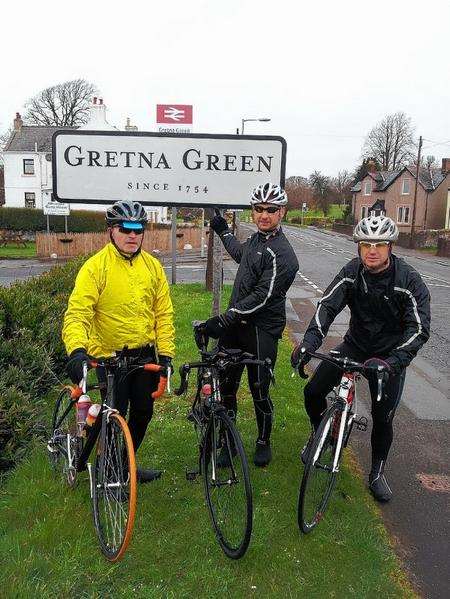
[291,214,430,502]
[63,200,175,483]
[206,183,299,467]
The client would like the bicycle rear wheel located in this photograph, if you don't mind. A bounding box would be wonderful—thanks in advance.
[298,403,344,533]
[48,387,81,487]
[92,412,137,562]
[202,408,253,559]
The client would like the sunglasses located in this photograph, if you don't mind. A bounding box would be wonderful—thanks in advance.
[253,205,280,214]
[116,226,144,235]
[358,241,390,249]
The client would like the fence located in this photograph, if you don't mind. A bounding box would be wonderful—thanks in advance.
[36,227,202,258]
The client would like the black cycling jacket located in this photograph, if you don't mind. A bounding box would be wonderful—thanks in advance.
[218,226,299,339]
[303,254,430,373]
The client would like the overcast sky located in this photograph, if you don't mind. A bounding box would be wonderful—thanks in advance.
[1,0,449,178]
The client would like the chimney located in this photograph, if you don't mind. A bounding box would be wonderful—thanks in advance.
[13,112,23,131]
[367,159,377,174]
[441,158,450,174]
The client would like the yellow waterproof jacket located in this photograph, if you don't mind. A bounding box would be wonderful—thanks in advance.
[62,243,175,358]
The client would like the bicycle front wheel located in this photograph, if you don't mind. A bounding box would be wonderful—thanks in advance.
[298,403,344,533]
[202,409,253,559]
[92,412,137,562]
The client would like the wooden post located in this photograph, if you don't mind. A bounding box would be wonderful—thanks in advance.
[211,210,223,316]
[410,135,423,249]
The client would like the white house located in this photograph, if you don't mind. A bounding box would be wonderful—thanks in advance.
[1,100,168,223]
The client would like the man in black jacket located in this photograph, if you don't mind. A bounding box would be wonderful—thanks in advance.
[205,183,299,467]
[291,214,430,502]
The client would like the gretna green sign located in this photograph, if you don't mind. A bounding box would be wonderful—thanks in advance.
[52,131,286,208]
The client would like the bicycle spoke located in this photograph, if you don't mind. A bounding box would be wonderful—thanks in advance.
[298,404,343,533]
[202,410,252,559]
[92,413,136,561]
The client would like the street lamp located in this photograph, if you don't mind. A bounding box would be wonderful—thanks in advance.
[240,118,271,134]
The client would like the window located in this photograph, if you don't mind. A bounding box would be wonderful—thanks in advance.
[23,159,35,175]
[363,181,372,195]
[401,179,411,195]
[361,206,368,219]
[24,192,36,208]
[397,206,410,224]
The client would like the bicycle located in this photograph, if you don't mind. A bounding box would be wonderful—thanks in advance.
[174,321,273,559]
[296,350,389,534]
[47,351,168,561]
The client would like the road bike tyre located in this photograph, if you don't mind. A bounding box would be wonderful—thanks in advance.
[201,408,253,559]
[298,402,344,534]
[48,387,80,487]
[92,412,137,562]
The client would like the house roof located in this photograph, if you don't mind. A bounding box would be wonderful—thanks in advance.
[351,165,447,194]
[3,125,76,152]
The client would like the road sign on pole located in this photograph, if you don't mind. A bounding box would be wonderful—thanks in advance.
[43,202,70,216]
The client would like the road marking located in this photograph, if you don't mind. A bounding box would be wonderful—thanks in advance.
[297,271,323,294]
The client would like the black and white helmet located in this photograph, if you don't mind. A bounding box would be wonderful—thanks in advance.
[250,183,288,206]
[106,200,148,226]
[353,214,399,242]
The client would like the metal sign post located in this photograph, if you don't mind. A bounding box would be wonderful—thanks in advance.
[200,208,205,259]
[171,207,177,284]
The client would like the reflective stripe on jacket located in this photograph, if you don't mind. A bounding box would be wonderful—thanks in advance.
[62,243,175,358]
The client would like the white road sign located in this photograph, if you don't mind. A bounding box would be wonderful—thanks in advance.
[52,131,286,208]
[43,201,70,216]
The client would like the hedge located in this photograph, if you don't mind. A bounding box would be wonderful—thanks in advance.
[0,258,84,473]
[0,207,172,233]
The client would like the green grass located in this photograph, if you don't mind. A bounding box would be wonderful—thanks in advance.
[0,241,36,258]
[285,204,344,221]
[0,284,415,598]
[240,205,344,224]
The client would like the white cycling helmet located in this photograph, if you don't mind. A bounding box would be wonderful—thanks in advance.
[250,182,288,206]
[353,214,399,242]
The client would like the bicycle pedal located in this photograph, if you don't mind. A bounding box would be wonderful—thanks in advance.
[355,416,368,431]
[185,467,199,481]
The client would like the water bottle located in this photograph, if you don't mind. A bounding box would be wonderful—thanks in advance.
[76,394,92,425]
[86,403,101,427]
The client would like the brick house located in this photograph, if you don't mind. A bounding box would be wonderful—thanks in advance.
[351,159,450,232]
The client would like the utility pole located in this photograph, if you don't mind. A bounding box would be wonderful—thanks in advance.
[409,135,423,248]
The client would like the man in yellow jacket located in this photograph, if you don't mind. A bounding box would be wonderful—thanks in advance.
[62,200,175,482]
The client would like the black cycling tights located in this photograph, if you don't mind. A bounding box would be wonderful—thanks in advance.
[218,323,278,443]
[303,341,406,463]
[97,346,159,454]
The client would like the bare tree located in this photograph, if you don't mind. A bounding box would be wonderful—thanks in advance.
[309,170,333,215]
[0,127,14,165]
[24,79,97,126]
[332,170,353,206]
[285,175,313,210]
[362,112,416,170]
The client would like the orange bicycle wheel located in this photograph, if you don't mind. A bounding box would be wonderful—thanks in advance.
[92,412,137,561]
